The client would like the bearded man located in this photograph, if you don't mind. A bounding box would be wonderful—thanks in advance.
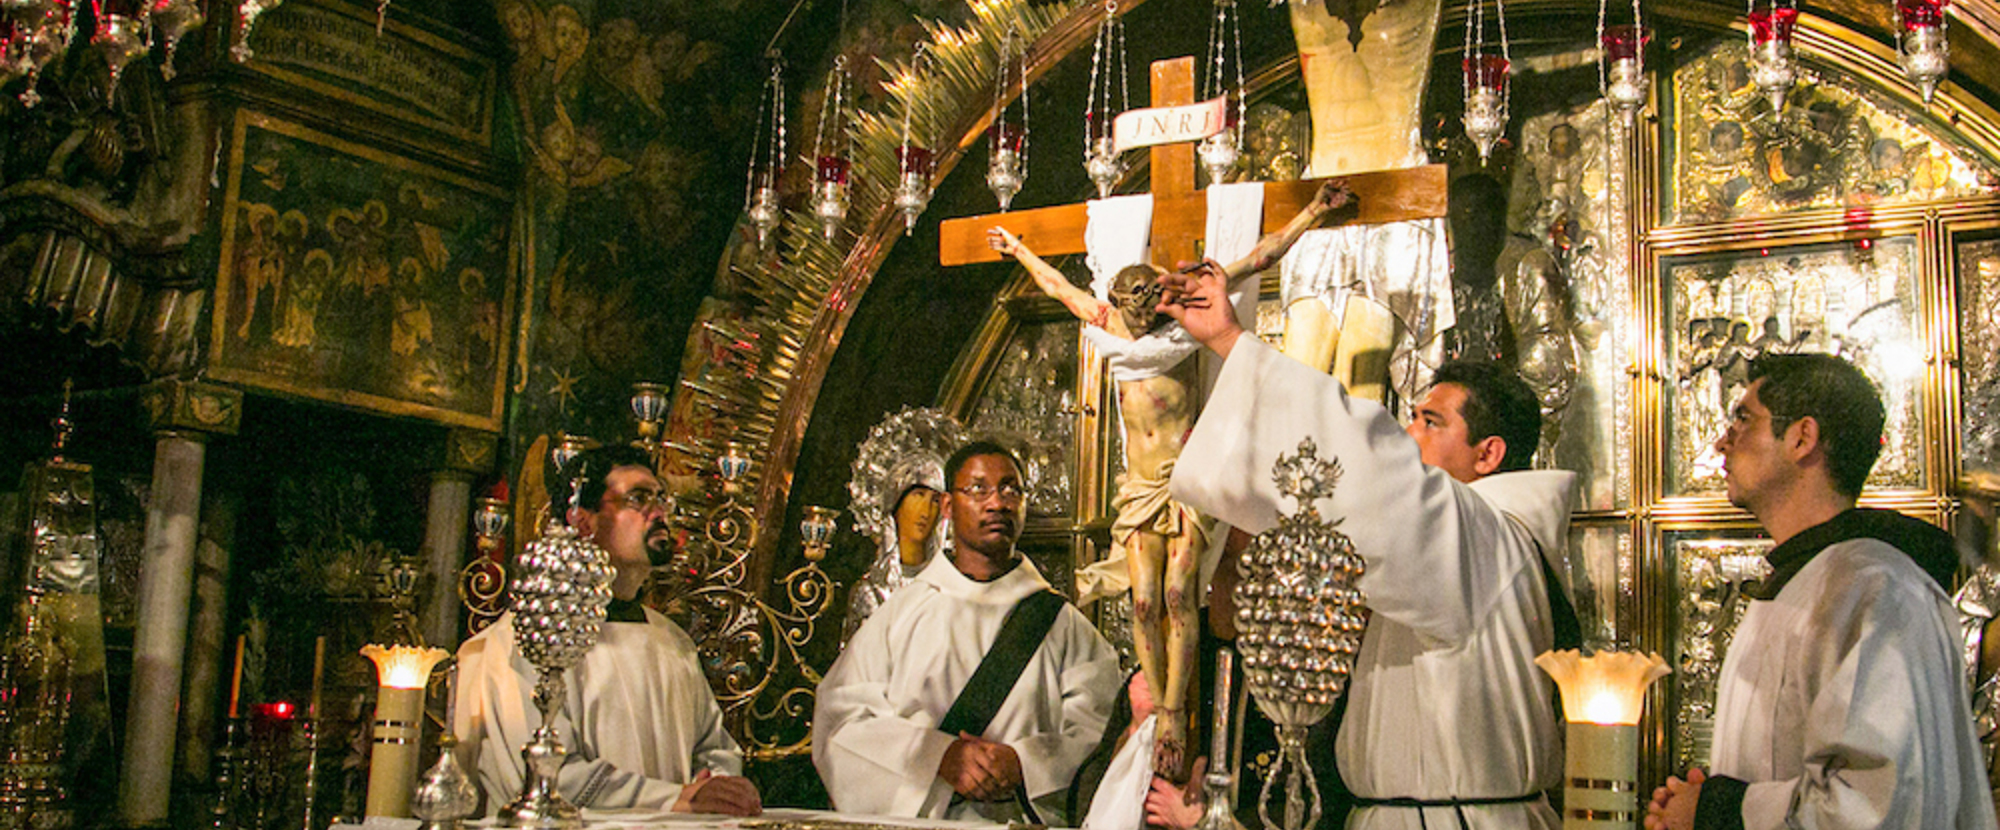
[454,445,761,816]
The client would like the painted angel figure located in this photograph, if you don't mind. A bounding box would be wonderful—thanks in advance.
[985,179,1351,781]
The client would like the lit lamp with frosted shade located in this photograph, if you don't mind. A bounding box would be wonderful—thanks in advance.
[362,643,450,818]
[1534,649,1671,829]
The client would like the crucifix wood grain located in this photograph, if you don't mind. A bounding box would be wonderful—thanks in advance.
[938,56,1450,269]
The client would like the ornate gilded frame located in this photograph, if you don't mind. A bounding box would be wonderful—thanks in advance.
[1627,14,2000,781]
[210,110,515,431]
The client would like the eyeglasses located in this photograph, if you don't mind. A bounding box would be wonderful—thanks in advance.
[955,482,1026,503]
[607,487,671,513]
[1725,407,1795,436]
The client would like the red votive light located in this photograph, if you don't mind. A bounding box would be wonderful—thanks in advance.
[1602,25,1651,60]
[989,121,1025,152]
[1464,55,1511,92]
[897,145,933,175]
[816,155,851,185]
[1898,0,1946,28]
[1749,8,1799,42]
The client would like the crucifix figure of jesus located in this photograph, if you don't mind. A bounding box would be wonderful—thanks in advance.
[941,55,1448,785]
[985,179,1348,782]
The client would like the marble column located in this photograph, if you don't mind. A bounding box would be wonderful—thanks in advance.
[420,428,496,650]
[118,381,241,829]
[174,492,238,785]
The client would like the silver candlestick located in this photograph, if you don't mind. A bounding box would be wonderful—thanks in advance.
[497,519,615,828]
[1198,647,1239,830]
[413,660,479,830]
[1232,438,1367,830]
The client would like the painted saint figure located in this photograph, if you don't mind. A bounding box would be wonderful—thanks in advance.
[841,407,966,643]
[985,179,1351,781]
[843,474,947,643]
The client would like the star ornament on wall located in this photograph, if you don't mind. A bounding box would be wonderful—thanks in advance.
[549,367,581,415]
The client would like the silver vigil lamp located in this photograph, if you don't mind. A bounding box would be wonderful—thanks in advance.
[1232,438,1368,830]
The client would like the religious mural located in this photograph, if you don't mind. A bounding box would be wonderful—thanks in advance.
[501,0,948,499]
[498,0,769,510]
[1669,39,1992,224]
[211,113,513,430]
[1959,237,2000,486]
[1662,237,1929,496]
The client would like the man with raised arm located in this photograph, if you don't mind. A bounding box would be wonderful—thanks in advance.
[984,179,1350,779]
[814,441,1122,824]
[1155,262,1578,830]
[1645,354,1995,830]
[455,445,760,816]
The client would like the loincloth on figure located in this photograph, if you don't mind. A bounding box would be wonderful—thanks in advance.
[1109,459,1212,560]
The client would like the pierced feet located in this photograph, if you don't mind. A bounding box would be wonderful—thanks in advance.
[1153,706,1191,783]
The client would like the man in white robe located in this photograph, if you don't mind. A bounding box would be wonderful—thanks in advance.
[814,441,1123,824]
[1157,264,1577,830]
[1645,354,1995,830]
[455,445,761,816]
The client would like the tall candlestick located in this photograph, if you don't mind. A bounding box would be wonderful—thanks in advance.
[1199,648,1239,830]
[227,634,245,719]
[1209,648,1234,768]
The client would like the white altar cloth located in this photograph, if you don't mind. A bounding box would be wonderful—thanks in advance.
[336,807,1011,830]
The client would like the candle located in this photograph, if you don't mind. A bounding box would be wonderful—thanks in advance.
[441,658,459,730]
[308,636,325,720]
[227,634,245,719]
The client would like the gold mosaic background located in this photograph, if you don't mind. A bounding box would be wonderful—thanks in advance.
[1670,40,1992,224]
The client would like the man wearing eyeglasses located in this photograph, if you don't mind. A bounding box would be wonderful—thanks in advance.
[1644,354,1993,830]
[455,445,762,816]
[814,441,1122,824]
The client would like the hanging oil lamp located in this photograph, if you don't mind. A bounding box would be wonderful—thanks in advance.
[1463,56,1510,161]
[1082,1,1129,199]
[1462,0,1512,161]
[90,0,149,102]
[811,54,852,242]
[987,27,1028,212]
[744,58,786,250]
[1197,0,1244,185]
[893,43,935,235]
[1602,24,1651,117]
[1896,0,1948,103]
[148,0,203,80]
[233,0,282,63]
[7,0,75,108]
[1748,3,1798,112]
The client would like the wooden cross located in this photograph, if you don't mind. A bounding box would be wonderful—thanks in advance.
[939,56,1450,269]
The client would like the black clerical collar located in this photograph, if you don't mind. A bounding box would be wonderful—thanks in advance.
[605,596,648,623]
[1745,507,1959,600]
